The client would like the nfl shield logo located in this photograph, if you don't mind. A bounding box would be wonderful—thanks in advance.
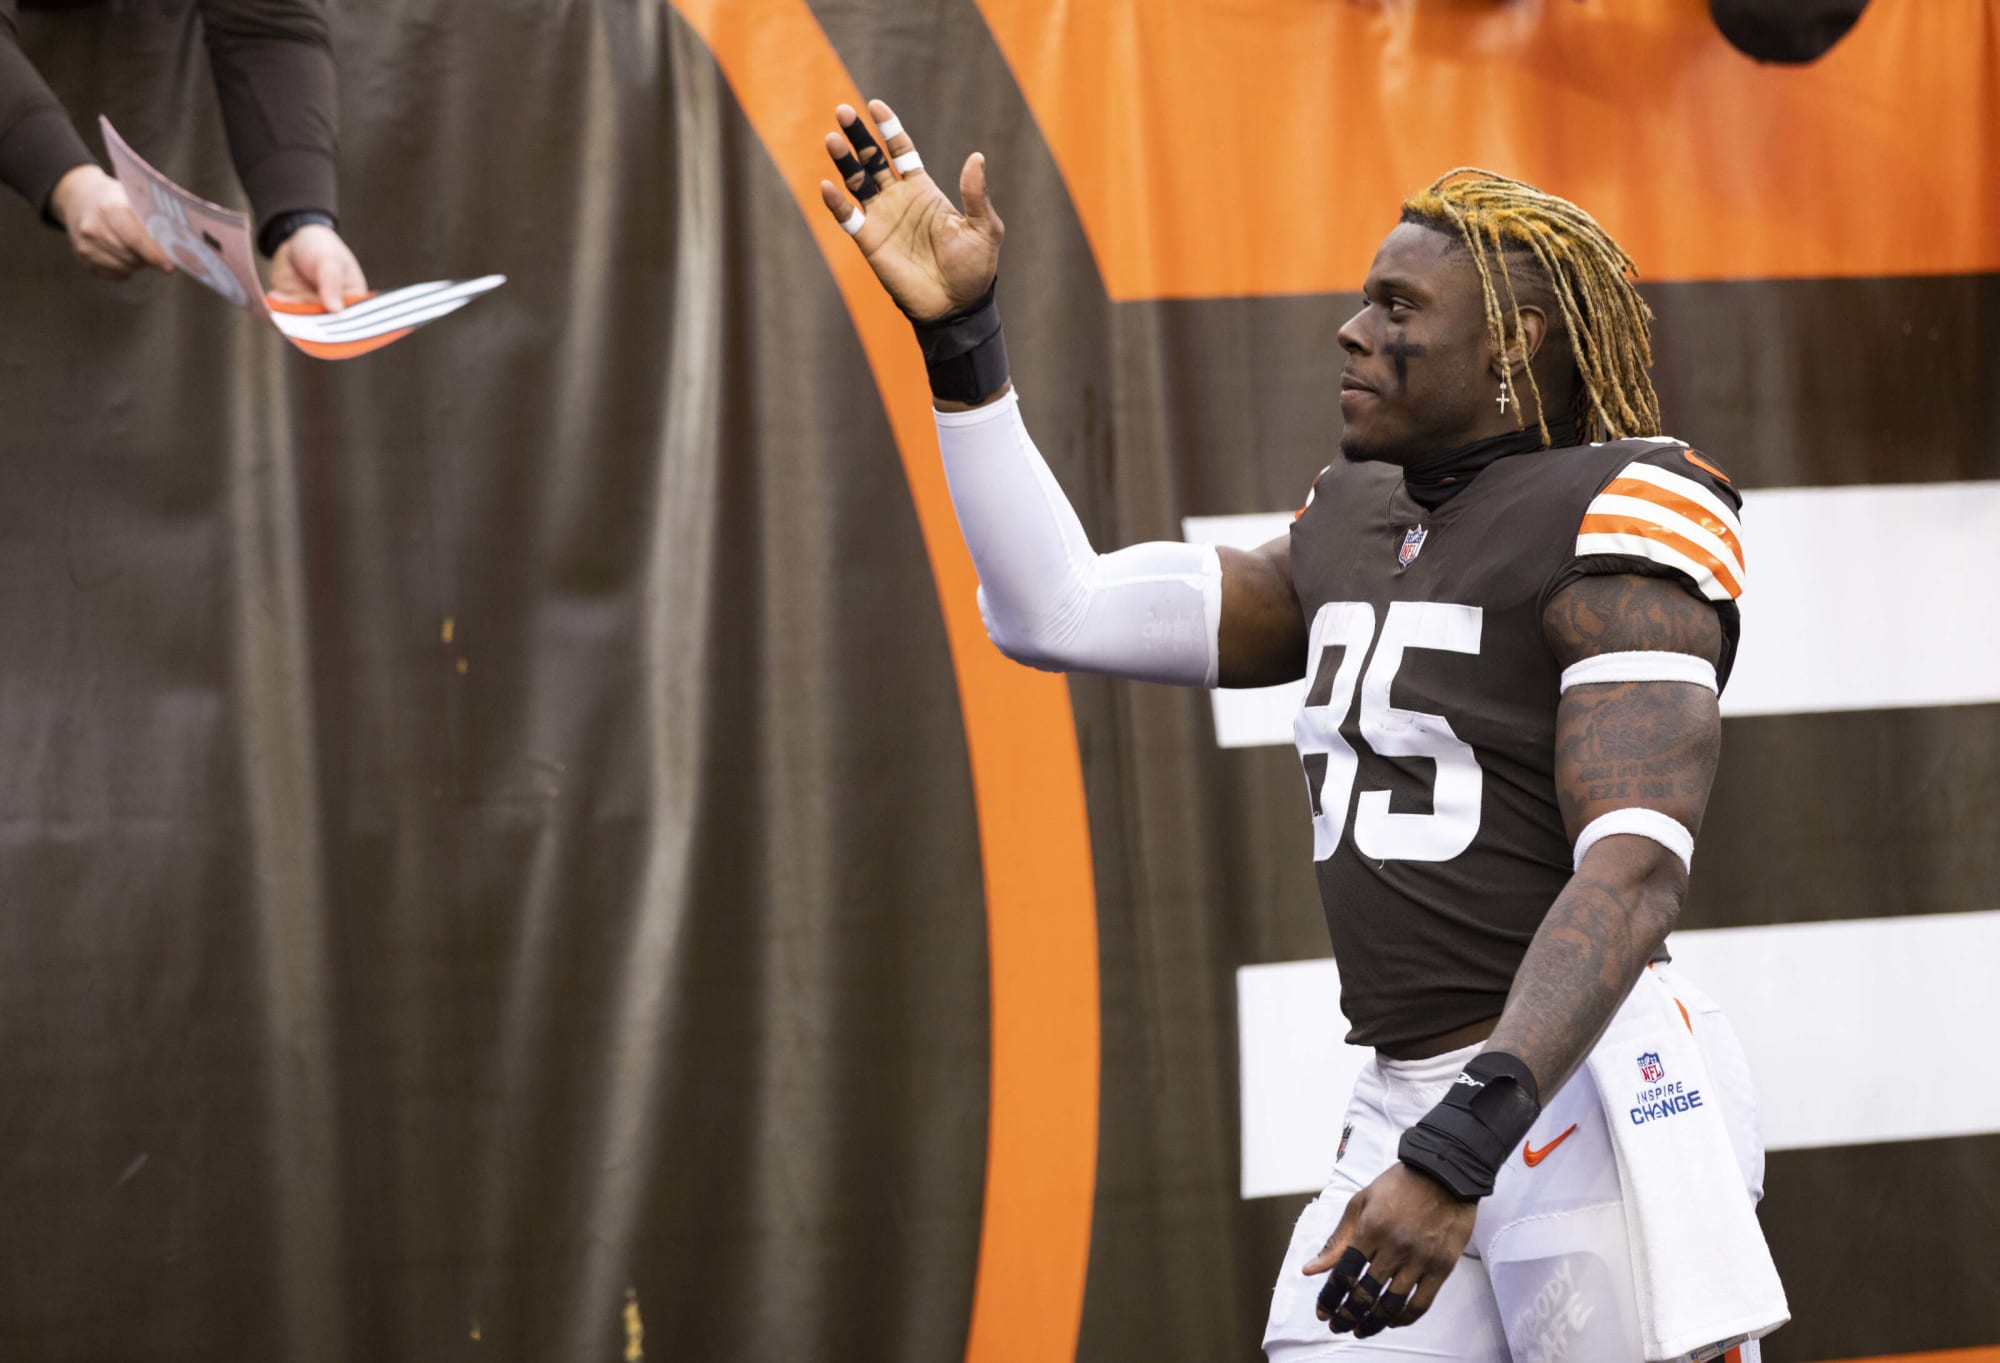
[1336,1122,1353,1163]
[1398,524,1428,566]
[1638,1052,1664,1083]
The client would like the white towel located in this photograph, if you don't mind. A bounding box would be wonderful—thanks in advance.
[1587,969,1789,1361]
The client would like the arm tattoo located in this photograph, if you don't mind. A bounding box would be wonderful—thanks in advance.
[1541,571,1722,661]
[1487,574,1725,1097]
[1543,572,1722,839]
[1551,680,1719,836]
[1489,858,1673,1102]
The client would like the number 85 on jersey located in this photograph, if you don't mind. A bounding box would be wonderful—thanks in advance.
[1295,601,1484,865]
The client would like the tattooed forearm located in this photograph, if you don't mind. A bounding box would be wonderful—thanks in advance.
[1488,842,1684,1097]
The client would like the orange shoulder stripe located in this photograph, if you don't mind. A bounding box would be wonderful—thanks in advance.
[1600,478,1745,569]
[1578,513,1745,599]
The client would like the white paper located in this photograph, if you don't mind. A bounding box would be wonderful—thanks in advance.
[101,118,504,360]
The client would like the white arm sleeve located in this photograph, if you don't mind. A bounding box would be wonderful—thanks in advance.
[934,388,1224,688]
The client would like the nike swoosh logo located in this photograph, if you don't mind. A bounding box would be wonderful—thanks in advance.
[1522,1123,1580,1167]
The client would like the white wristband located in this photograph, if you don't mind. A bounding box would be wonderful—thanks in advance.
[1560,650,1717,693]
[1573,807,1694,874]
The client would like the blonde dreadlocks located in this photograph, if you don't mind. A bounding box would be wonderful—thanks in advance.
[1401,169,1660,446]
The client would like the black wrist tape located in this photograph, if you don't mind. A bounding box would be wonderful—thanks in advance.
[1397,1050,1542,1201]
[909,280,1009,404]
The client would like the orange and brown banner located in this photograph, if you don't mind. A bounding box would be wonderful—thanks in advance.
[0,2,1992,1362]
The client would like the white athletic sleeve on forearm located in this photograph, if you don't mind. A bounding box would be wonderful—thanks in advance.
[934,388,1224,688]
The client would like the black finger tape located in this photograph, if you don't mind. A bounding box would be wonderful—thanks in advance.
[1314,1278,1346,1320]
[831,152,879,201]
[842,119,886,166]
[1331,1246,1367,1286]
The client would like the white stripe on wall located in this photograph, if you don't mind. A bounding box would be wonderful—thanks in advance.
[1236,911,2000,1199]
[1726,481,2000,715]
[1236,958,1376,1199]
[1183,479,2000,746]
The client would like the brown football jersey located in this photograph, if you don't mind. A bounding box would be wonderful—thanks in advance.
[1287,437,1745,1048]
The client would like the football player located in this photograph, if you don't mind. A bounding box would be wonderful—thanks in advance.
[818,100,1778,1362]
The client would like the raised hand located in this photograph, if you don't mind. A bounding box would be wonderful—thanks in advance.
[817,100,1001,322]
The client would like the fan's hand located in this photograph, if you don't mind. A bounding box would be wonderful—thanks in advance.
[270,224,369,313]
[817,100,1002,322]
[49,164,174,281]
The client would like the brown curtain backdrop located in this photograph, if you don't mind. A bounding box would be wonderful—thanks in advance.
[1,3,1993,1362]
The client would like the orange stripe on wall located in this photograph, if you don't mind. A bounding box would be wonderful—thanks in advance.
[971,0,2000,298]
[664,5,1100,1363]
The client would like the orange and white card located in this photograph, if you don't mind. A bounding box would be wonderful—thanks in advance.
[101,118,504,360]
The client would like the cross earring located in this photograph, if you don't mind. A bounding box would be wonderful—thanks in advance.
[1496,382,1510,413]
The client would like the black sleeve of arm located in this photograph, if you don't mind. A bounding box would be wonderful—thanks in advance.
[0,0,96,219]
[196,0,338,236]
